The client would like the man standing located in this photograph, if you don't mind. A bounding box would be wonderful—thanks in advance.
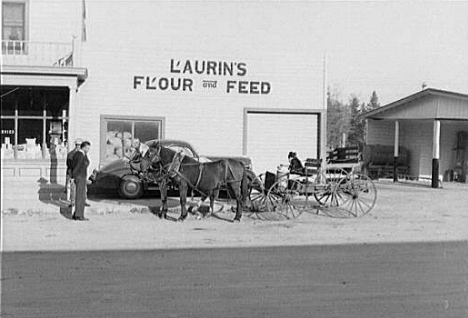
[66,138,82,206]
[72,141,91,221]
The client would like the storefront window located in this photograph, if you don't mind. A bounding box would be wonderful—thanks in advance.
[45,89,69,117]
[17,119,43,159]
[1,93,16,115]
[1,119,15,159]
[0,86,69,160]
[134,121,160,144]
[18,89,43,116]
[106,121,132,160]
[102,116,164,163]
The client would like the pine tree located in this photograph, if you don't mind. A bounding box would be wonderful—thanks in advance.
[367,91,380,111]
[326,89,349,149]
[347,96,366,147]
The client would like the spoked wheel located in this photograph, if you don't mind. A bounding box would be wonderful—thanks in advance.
[246,174,276,220]
[319,173,377,218]
[313,168,349,209]
[266,178,312,219]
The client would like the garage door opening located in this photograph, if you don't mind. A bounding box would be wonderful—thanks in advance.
[244,109,322,174]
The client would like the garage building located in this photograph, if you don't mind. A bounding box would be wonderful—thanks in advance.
[364,88,468,187]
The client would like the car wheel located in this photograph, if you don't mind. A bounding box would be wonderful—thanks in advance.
[118,175,143,199]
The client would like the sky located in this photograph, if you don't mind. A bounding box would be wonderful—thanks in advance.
[315,1,468,105]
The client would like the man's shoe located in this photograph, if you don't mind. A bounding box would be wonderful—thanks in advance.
[72,216,89,221]
[84,202,91,207]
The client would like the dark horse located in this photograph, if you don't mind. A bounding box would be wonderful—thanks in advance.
[139,146,249,222]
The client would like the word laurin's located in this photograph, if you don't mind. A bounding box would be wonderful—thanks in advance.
[170,59,247,77]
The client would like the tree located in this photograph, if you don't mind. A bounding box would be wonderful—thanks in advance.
[326,89,349,149]
[327,90,381,149]
[347,95,366,146]
[366,91,380,112]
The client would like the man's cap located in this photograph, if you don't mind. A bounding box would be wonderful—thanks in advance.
[74,138,83,145]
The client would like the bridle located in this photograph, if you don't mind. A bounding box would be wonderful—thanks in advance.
[138,146,174,182]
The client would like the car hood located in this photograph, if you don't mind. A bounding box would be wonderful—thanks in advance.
[98,158,131,174]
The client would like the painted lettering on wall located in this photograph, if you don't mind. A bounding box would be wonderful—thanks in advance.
[170,60,247,77]
[133,59,271,95]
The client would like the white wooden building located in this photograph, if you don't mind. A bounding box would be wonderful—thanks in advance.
[1,0,326,206]
[364,88,468,187]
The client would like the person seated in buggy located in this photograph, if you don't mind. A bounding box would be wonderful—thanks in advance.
[288,151,305,175]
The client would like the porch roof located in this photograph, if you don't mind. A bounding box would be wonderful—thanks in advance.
[1,65,88,88]
[363,88,468,121]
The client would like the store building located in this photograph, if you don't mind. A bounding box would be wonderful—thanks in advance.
[364,88,468,187]
[1,1,326,206]
[1,0,87,195]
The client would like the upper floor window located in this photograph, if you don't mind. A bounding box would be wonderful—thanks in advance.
[2,1,27,54]
[2,1,26,41]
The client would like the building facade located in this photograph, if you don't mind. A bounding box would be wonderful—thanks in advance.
[364,89,468,186]
[1,0,326,206]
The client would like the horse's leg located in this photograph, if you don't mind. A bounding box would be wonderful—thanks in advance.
[179,181,188,221]
[160,179,168,219]
[207,189,219,217]
[229,183,243,222]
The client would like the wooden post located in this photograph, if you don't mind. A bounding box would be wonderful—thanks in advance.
[393,121,399,182]
[67,85,77,151]
[432,120,441,188]
[320,55,328,168]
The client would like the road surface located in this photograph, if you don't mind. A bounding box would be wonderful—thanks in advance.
[1,241,467,318]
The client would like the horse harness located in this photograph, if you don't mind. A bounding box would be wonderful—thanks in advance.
[167,152,243,198]
[139,147,244,197]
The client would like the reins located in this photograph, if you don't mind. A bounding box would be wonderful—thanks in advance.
[142,146,245,198]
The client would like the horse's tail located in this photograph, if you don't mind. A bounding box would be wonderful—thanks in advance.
[241,166,250,207]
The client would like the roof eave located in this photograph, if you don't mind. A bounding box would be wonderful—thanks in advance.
[362,88,468,120]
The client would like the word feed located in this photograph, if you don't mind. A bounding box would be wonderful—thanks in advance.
[226,81,271,94]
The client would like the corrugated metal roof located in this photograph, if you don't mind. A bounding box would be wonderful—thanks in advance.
[363,88,468,120]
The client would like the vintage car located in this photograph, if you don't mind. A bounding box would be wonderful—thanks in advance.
[89,139,252,199]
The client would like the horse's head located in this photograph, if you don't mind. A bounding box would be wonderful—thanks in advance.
[140,146,162,173]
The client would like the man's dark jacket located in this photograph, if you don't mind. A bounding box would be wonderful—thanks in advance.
[66,148,78,177]
[72,151,90,180]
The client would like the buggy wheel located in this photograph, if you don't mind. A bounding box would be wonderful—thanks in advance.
[319,173,377,218]
[247,174,279,220]
[339,173,377,217]
[313,168,349,208]
[266,179,308,219]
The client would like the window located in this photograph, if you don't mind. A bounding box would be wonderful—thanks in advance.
[101,116,164,163]
[1,118,15,159]
[0,86,69,160]
[2,1,27,54]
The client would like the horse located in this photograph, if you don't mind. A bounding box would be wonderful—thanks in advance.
[140,145,249,222]
[129,148,215,218]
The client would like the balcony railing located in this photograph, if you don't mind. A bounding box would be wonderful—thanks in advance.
[1,40,74,67]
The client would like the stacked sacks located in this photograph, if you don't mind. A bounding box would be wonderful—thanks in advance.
[105,131,134,160]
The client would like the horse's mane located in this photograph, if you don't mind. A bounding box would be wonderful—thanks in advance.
[159,146,199,165]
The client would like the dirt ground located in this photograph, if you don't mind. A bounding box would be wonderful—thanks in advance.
[1,181,468,252]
